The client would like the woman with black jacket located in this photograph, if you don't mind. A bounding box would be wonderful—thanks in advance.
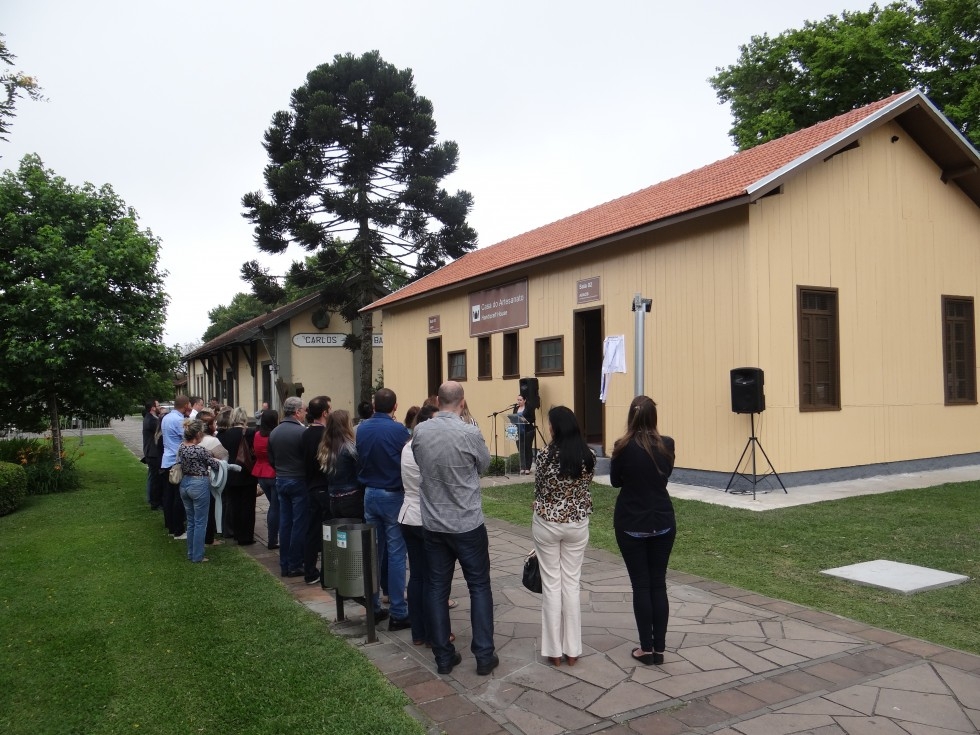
[218,407,258,545]
[610,395,676,666]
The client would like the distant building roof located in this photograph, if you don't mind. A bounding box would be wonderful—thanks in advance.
[365,90,980,312]
[184,293,321,361]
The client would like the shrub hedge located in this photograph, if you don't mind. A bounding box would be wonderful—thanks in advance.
[0,438,81,495]
[0,461,27,516]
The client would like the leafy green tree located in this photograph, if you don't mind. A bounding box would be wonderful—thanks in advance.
[0,154,174,459]
[916,0,980,144]
[710,1,980,150]
[1,32,43,143]
[202,292,271,342]
[242,50,477,402]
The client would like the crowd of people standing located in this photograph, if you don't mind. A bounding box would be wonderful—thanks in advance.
[140,385,677,676]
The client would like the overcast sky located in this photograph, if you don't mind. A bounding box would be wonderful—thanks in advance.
[3,0,867,347]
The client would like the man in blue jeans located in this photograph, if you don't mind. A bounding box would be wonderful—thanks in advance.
[412,381,496,676]
[357,388,411,630]
[268,396,308,578]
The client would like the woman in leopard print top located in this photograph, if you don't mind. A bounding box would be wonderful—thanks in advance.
[177,419,221,563]
[532,406,595,667]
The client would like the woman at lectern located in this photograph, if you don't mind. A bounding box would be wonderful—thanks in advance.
[515,394,535,474]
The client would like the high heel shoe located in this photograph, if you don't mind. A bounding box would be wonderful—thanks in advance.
[547,656,562,667]
[565,655,578,667]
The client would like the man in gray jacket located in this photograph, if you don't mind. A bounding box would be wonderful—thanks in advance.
[268,396,308,578]
[412,381,495,676]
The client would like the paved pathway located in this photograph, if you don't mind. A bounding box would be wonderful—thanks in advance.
[111,419,980,735]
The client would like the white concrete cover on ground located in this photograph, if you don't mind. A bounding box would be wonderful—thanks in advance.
[821,559,970,594]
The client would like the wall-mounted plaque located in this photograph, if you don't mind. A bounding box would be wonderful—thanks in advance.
[577,277,601,304]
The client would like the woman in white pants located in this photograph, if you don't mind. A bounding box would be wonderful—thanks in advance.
[532,405,595,666]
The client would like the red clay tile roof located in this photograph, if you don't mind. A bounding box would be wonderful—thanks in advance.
[365,91,913,311]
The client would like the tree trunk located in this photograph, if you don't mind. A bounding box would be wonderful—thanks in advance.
[48,391,63,466]
[360,309,373,403]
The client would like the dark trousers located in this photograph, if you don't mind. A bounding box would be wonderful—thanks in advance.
[615,527,676,653]
[146,456,163,508]
[329,489,365,521]
[161,470,185,535]
[205,493,217,544]
[424,524,495,669]
[401,523,429,644]
[304,489,331,576]
[228,481,257,545]
[518,427,534,471]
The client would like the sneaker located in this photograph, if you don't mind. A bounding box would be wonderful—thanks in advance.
[373,609,389,623]
[388,616,411,632]
[304,572,321,585]
[174,533,187,540]
[476,654,499,676]
[437,652,462,675]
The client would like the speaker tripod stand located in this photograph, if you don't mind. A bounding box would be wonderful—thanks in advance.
[726,412,787,499]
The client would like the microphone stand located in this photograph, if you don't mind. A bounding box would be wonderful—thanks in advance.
[486,404,517,478]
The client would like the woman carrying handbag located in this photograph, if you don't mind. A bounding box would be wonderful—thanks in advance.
[532,406,595,667]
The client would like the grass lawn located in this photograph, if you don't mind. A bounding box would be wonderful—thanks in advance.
[0,435,424,735]
[483,478,980,656]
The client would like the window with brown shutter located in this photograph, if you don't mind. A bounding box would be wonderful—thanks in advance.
[502,331,519,379]
[798,286,840,411]
[477,336,491,380]
[942,296,977,405]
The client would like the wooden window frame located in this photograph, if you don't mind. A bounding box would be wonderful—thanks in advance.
[447,350,467,381]
[797,286,840,411]
[534,336,564,376]
[942,295,977,405]
[477,336,492,380]
[502,331,519,379]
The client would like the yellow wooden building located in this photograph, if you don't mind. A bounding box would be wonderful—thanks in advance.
[364,90,980,486]
[185,293,383,417]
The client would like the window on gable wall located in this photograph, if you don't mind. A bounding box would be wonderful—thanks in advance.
[942,296,977,404]
[798,286,840,411]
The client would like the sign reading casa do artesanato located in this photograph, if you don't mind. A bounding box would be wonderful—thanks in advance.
[468,279,528,337]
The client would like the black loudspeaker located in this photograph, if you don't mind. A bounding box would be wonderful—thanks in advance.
[519,377,540,411]
[730,368,765,414]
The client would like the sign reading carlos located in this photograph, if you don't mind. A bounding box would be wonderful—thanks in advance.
[293,333,383,347]
[468,279,529,337]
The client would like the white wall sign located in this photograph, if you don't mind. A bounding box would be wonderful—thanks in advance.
[293,333,383,347]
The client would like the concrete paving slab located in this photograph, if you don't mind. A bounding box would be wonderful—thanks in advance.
[821,560,970,594]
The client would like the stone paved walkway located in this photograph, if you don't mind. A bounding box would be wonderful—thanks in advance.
[111,419,980,735]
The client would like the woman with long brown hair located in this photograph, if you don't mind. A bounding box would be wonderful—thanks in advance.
[610,395,676,666]
[317,410,363,520]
